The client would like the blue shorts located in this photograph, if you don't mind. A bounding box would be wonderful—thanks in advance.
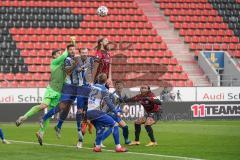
[76,85,91,110]
[60,83,78,103]
[77,85,91,98]
[77,96,88,110]
[108,113,122,123]
[91,114,116,130]
[60,84,91,108]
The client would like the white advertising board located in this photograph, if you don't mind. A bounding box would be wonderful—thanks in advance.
[197,87,240,101]
[0,88,40,103]
[0,87,239,103]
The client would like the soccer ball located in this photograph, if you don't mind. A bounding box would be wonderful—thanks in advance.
[97,6,108,17]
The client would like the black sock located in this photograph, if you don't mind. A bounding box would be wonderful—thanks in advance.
[134,123,141,141]
[145,125,155,142]
[122,125,129,141]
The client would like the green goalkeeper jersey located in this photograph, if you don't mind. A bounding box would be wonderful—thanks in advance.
[49,50,68,93]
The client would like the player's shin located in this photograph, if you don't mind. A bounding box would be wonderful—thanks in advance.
[42,106,60,121]
[112,125,120,146]
[101,127,112,142]
[145,125,155,142]
[56,109,69,130]
[135,123,141,141]
[76,110,82,133]
[122,125,130,144]
[95,128,105,147]
[24,105,41,119]
[39,118,50,135]
[76,110,83,142]
[113,125,128,152]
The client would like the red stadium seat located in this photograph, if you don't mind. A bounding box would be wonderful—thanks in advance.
[165,50,173,57]
[9,81,19,88]
[42,73,50,81]
[161,73,171,80]
[167,65,174,72]
[176,81,185,87]
[138,36,145,43]
[229,43,237,50]
[152,43,159,50]
[37,81,48,88]
[231,37,239,43]
[15,73,24,81]
[186,80,193,86]
[19,81,28,88]
[161,58,169,65]
[5,73,14,81]
[28,81,37,88]
[33,73,42,81]
[172,73,180,80]
[180,73,189,80]
[0,81,8,88]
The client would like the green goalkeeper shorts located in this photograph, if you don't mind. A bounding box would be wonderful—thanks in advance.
[42,86,61,109]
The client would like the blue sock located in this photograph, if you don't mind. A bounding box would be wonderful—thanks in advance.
[43,106,60,121]
[57,119,64,129]
[0,128,4,140]
[76,112,82,132]
[112,125,120,145]
[56,109,69,129]
[96,127,105,146]
[122,125,129,142]
[101,127,112,142]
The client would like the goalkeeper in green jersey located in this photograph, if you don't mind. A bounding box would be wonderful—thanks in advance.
[15,47,72,144]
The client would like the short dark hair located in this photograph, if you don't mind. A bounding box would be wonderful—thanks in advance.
[115,80,123,85]
[98,73,107,84]
[52,49,61,57]
[79,47,88,52]
[141,84,151,91]
[67,44,75,50]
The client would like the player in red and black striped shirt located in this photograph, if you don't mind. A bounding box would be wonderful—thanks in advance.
[125,85,161,147]
[93,37,111,81]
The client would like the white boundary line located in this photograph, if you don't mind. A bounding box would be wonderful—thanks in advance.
[8,140,204,160]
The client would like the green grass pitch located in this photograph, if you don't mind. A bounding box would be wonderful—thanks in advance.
[0,120,240,160]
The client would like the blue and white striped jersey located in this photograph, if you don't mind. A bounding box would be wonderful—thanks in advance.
[77,57,94,86]
[64,56,79,85]
[87,83,117,120]
[64,56,94,86]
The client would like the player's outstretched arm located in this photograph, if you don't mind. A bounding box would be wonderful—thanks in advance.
[142,97,162,105]
[103,92,118,115]
[51,49,68,65]
[123,95,139,103]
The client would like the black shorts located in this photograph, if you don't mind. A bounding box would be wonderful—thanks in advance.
[145,112,160,122]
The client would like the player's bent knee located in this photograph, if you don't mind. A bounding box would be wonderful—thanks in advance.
[145,120,155,126]
[135,121,142,125]
[118,120,126,127]
[114,122,119,127]
[39,103,48,109]
[135,118,141,124]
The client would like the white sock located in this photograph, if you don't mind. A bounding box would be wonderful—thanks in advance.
[96,145,101,148]
[115,144,121,148]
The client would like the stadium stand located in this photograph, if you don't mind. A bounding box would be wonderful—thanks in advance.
[155,0,240,59]
[0,0,198,87]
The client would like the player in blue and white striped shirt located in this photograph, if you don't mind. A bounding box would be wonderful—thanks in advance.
[87,73,127,152]
[39,47,94,147]
[100,81,131,146]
